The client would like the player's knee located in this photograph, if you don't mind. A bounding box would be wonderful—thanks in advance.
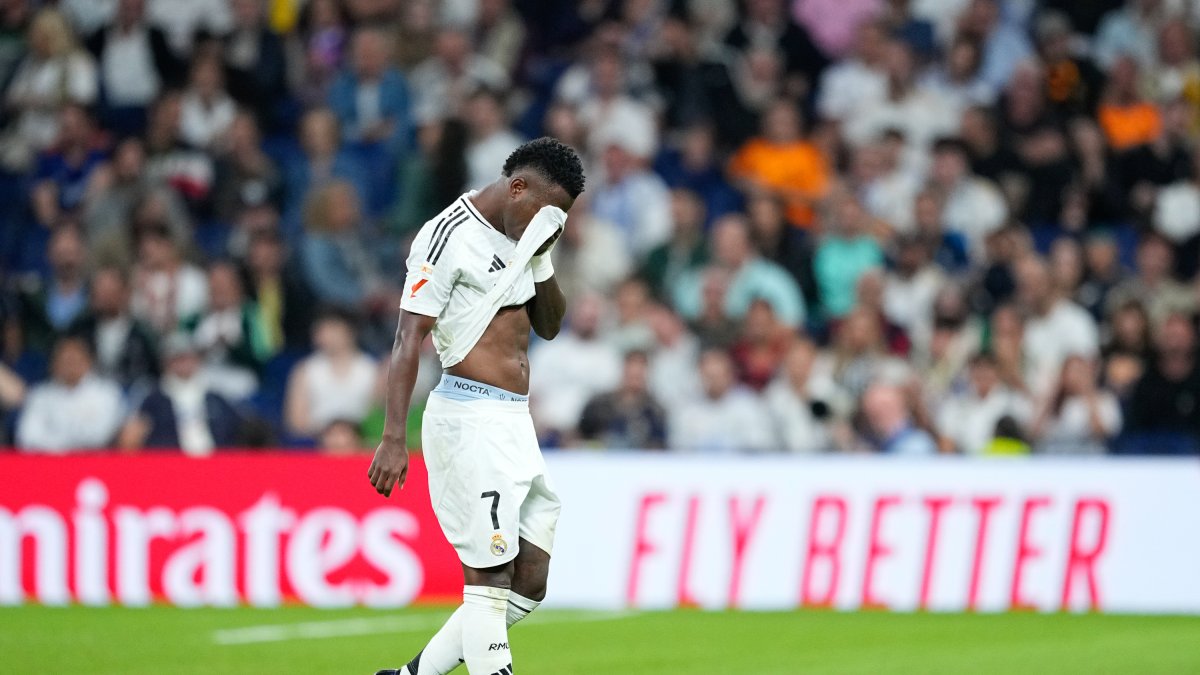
[462,562,515,589]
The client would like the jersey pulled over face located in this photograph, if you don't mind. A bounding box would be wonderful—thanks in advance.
[400,192,538,364]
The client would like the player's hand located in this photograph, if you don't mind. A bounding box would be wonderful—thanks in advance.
[367,437,409,498]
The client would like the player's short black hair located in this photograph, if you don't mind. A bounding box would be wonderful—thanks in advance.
[502,137,586,199]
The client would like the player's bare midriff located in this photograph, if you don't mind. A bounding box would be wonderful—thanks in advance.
[446,304,533,395]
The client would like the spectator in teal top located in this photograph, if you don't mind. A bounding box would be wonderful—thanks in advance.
[673,214,805,328]
[814,195,884,319]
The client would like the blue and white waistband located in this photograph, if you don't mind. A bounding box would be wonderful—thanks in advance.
[432,374,529,402]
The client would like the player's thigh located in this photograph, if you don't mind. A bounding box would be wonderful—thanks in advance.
[517,471,561,560]
[424,399,531,568]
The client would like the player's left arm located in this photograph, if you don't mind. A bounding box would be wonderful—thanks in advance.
[526,235,566,339]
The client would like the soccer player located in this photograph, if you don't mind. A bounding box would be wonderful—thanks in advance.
[369,137,585,675]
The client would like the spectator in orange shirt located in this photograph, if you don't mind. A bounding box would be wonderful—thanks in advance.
[728,98,831,229]
[1098,55,1161,151]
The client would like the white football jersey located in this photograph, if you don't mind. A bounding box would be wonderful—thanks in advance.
[400,192,537,366]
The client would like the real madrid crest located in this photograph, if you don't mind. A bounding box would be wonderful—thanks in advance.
[490,533,508,556]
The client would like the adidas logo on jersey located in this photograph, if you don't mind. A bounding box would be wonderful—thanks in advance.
[487,254,507,272]
[488,664,513,675]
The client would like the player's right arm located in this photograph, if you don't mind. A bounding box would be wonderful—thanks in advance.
[368,212,459,497]
[368,309,435,498]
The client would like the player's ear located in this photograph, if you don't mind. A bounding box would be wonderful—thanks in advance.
[508,175,526,198]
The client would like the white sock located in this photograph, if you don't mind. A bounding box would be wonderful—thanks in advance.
[406,591,540,674]
[460,585,512,675]
[505,591,540,627]
[405,605,466,675]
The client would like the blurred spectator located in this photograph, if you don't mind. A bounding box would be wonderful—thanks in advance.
[802,0,882,56]
[570,49,657,159]
[1124,312,1200,450]
[1,9,97,170]
[590,133,673,257]
[1119,97,1193,219]
[116,331,243,455]
[1035,11,1103,118]
[884,233,946,336]
[936,351,1032,454]
[392,118,469,234]
[286,107,368,228]
[1106,234,1195,326]
[649,18,749,141]
[729,299,793,390]
[463,88,522,190]
[911,189,970,273]
[652,124,741,224]
[669,348,775,452]
[926,137,1007,259]
[328,27,410,153]
[293,0,347,108]
[640,188,708,302]
[688,267,740,348]
[30,105,108,228]
[184,260,267,398]
[1149,18,1200,108]
[922,37,994,109]
[529,294,622,441]
[824,307,910,398]
[18,224,90,348]
[130,222,208,334]
[67,265,159,389]
[677,214,805,328]
[1093,0,1161,71]
[85,0,182,134]
[764,337,842,453]
[577,351,668,449]
[843,39,959,150]
[728,99,830,230]
[408,26,506,126]
[957,0,1033,92]
[1103,300,1153,380]
[0,0,31,90]
[242,228,315,351]
[284,310,377,439]
[851,268,911,356]
[179,54,237,151]
[319,418,367,455]
[816,19,888,123]
[146,0,232,57]
[299,181,386,309]
[1031,355,1121,454]
[16,335,123,452]
[1015,254,1099,395]
[813,196,883,320]
[1153,149,1200,246]
[142,92,215,209]
[211,110,282,224]
[607,277,656,354]
[393,0,436,71]
[551,194,631,299]
[724,0,827,92]
[0,361,25,440]
[1077,232,1125,320]
[645,304,702,415]
[1098,56,1161,152]
[746,191,811,298]
[222,0,287,129]
[476,0,526,77]
[861,380,936,454]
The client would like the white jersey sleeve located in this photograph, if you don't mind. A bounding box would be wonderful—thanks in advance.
[400,205,469,318]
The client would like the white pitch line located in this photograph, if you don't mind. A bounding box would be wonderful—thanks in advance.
[212,611,637,646]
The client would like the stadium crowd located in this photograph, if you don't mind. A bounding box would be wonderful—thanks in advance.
[1,0,1200,456]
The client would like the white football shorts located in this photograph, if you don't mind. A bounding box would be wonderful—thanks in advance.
[422,374,561,569]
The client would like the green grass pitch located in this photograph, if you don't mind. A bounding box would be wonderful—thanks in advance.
[2,605,1198,674]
